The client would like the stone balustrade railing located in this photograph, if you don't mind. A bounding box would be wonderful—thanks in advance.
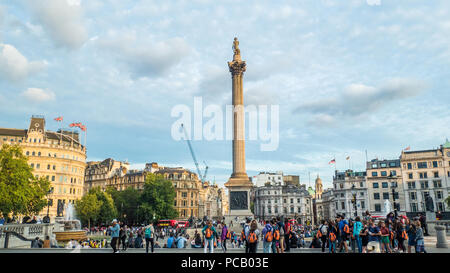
[427,220,450,236]
[0,223,53,248]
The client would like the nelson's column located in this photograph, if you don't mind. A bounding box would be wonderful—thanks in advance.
[224,38,254,220]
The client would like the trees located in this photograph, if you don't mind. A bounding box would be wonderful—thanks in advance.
[138,173,178,224]
[87,187,117,226]
[75,193,102,229]
[107,186,141,225]
[0,144,50,218]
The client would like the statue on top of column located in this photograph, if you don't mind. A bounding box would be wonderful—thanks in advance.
[233,37,240,56]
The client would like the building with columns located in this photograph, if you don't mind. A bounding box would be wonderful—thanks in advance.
[253,184,313,224]
[333,169,368,218]
[0,115,86,219]
[321,188,336,220]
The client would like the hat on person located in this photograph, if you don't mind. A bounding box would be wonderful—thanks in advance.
[112,219,117,223]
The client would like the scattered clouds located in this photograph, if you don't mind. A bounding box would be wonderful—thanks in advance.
[21,88,55,102]
[26,0,88,49]
[0,43,47,82]
[296,78,427,123]
[97,31,190,78]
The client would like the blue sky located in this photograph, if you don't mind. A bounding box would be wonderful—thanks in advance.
[1,0,450,188]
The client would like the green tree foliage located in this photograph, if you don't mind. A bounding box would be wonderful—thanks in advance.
[446,196,450,209]
[75,193,102,229]
[107,186,141,225]
[0,144,50,218]
[138,173,178,223]
[88,187,117,225]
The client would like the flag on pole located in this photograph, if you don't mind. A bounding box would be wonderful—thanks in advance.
[79,124,86,132]
[54,116,63,122]
[329,159,336,164]
[346,156,350,160]
[404,146,411,151]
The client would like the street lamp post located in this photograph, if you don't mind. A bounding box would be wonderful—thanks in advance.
[391,182,398,218]
[351,184,357,218]
[43,188,54,223]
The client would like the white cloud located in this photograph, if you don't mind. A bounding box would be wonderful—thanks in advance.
[97,31,190,78]
[296,78,427,120]
[21,88,55,102]
[0,43,47,82]
[27,0,88,49]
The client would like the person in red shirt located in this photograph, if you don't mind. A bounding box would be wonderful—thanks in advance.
[379,221,391,253]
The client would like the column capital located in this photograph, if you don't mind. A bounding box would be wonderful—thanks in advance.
[228,60,246,75]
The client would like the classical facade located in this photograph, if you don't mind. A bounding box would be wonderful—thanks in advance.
[366,159,405,215]
[84,158,129,193]
[253,184,313,224]
[198,182,225,220]
[155,167,202,219]
[400,142,450,213]
[251,171,283,187]
[333,170,368,218]
[321,188,335,220]
[0,115,87,219]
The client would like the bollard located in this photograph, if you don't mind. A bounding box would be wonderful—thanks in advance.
[435,225,448,248]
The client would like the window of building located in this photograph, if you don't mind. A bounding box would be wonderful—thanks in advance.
[417,162,427,169]
[375,204,381,212]
[361,201,365,209]
[341,202,345,210]
[408,173,413,179]
[382,182,388,188]
[433,180,442,188]
[374,193,380,200]
[432,161,438,168]
[408,181,416,189]
[410,192,416,200]
[436,191,443,199]
[381,171,387,176]
[389,162,397,167]
[51,176,55,181]
[433,172,439,178]
[383,192,389,199]
[373,182,379,188]
[360,182,364,187]
[290,207,294,213]
[411,203,418,212]
[380,163,387,168]
[419,172,428,179]
[391,170,397,176]
[420,181,429,189]
[437,202,444,211]
[407,163,412,169]
[297,198,300,203]
[372,172,378,177]
[372,164,377,168]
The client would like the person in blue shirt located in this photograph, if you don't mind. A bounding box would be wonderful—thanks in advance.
[353,216,363,253]
[167,233,175,248]
[202,220,217,253]
[109,219,120,253]
[175,234,187,249]
[337,215,349,253]
[261,222,273,253]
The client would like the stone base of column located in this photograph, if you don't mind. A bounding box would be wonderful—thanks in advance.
[224,176,252,187]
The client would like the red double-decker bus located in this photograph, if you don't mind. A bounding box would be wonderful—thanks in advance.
[157,219,178,228]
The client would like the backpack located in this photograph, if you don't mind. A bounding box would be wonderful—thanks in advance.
[343,224,350,234]
[264,230,273,242]
[241,227,247,240]
[144,227,152,239]
[274,229,280,240]
[329,233,336,242]
[248,231,257,243]
[390,231,395,240]
[205,228,213,239]
[316,230,322,238]
[226,230,231,239]
[402,230,408,240]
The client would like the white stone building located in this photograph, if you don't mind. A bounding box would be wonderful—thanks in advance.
[333,170,368,219]
[253,184,314,225]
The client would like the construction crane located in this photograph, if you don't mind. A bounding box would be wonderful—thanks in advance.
[181,123,208,184]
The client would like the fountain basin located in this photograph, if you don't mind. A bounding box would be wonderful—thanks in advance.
[54,231,87,242]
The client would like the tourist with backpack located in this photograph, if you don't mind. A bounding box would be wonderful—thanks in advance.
[202,220,217,253]
[284,219,291,252]
[271,219,280,253]
[317,220,328,252]
[247,220,260,253]
[262,222,274,253]
[144,223,155,253]
[242,219,251,253]
[337,215,350,253]
[221,223,230,252]
[328,221,338,253]
[276,217,285,253]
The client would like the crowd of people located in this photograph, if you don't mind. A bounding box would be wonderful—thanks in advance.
[311,211,429,253]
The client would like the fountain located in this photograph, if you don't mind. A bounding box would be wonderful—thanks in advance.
[53,203,87,242]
